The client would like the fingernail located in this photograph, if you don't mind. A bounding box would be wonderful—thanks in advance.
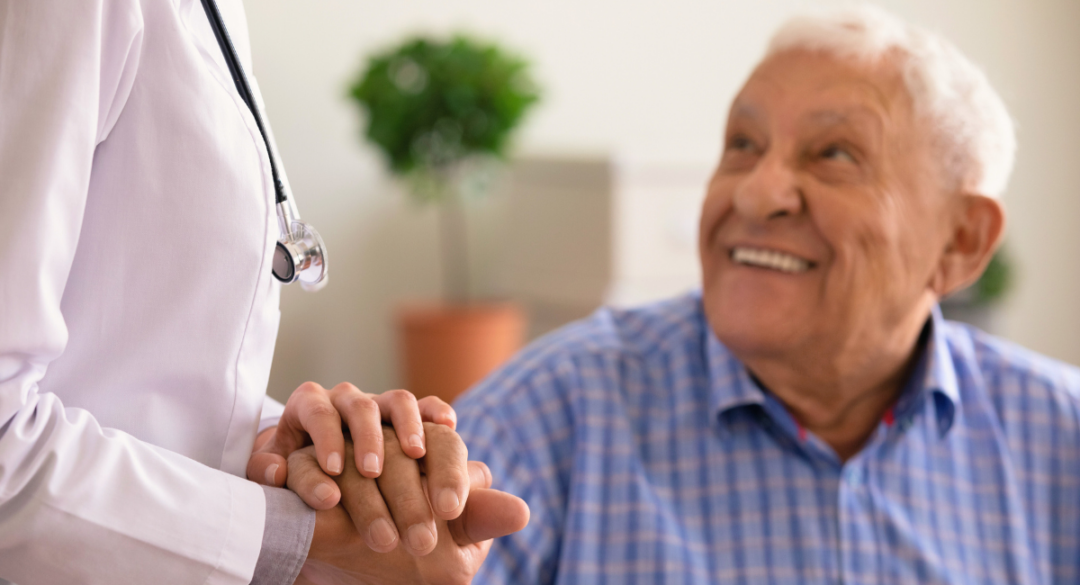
[368,518,397,549]
[437,489,460,514]
[264,464,278,485]
[314,483,334,502]
[326,452,343,474]
[363,452,379,474]
[406,524,435,553]
[408,434,424,450]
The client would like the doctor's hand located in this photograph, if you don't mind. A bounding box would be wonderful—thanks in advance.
[247,382,457,510]
[290,433,530,585]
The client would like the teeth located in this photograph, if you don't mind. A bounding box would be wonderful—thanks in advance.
[730,246,810,273]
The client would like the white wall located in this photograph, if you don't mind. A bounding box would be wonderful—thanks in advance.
[244,0,1080,401]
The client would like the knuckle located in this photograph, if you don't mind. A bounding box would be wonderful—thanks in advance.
[291,444,317,459]
[423,421,456,441]
[341,393,378,417]
[417,395,449,409]
[342,482,377,510]
[425,423,468,458]
[286,450,318,472]
[354,427,384,446]
[385,388,418,406]
[389,492,430,517]
[282,457,319,490]
[331,381,361,395]
[293,381,323,397]
[422,420,445,435]
[296,468,329,487]
[347,497,381,522]
[306,402,340,421]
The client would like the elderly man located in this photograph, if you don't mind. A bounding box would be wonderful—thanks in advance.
[453,6,1080,584]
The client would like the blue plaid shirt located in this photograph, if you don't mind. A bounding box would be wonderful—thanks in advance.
[454,292,1080,584]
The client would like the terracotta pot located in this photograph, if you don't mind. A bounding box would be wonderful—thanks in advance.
[396,302,526,404]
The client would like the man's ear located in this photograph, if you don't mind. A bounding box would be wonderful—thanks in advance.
[929,193,1006,298]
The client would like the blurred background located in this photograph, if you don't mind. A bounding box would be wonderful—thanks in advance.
[247,0,1080,403]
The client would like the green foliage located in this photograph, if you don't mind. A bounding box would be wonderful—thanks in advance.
[349,35,540,202]
[974,247,1013,304]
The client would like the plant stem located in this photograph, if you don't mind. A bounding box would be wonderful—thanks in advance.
[439,192,469,303]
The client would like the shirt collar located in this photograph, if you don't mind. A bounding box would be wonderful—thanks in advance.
[704,304,961,438]
[907,304,961,437]
[705,328,766,417]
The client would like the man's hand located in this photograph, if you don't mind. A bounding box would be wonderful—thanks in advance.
[290,429,530,585]
[287,423,475,554]
[248,383,456,509]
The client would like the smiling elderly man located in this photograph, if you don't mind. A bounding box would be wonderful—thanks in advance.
[453,6,1080,584]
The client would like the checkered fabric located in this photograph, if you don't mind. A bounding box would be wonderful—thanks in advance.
[454,292,1080,584]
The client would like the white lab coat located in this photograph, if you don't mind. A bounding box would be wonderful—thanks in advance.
[0,0,288,582]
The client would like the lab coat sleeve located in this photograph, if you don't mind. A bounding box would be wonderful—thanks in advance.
[0,2,266,583]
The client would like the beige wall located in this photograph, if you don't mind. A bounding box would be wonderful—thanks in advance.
[245,0,1080,401]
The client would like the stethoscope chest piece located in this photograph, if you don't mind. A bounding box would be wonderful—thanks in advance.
[273,220,328,291]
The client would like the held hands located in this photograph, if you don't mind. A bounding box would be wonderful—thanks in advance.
[248,382,457,509]
[246,381,530,584]
[287,422,473,555]
[292,430,530,585]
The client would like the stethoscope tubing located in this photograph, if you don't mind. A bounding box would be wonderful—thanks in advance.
[199,0,287,205]
[197,0,328,289]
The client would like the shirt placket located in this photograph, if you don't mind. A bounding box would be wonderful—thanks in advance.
[836,423,891,585]
[758,391,905,585]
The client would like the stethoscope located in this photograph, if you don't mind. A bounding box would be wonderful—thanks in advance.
[199,0,328,291]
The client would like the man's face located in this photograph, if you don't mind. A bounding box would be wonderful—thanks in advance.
[700,50,955,366]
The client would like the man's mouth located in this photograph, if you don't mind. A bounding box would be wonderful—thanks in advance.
[730,246,812,273]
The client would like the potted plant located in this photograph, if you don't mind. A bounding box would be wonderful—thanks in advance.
[349,34,540,402]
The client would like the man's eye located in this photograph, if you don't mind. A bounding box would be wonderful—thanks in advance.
[729,135,755,152]
[820,145,855,163]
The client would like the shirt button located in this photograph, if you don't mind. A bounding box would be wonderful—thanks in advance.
[844,467,862,487]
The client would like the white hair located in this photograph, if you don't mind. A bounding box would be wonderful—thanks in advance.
[766,5,1016,198]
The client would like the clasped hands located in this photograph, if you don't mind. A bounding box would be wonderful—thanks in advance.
[246,382,528,584]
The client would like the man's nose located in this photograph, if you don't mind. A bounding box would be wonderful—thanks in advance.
[732,152,804,222]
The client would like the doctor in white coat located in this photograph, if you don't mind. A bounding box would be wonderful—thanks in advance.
[0,1,527,583]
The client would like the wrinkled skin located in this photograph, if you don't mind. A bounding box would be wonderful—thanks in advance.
[293,426,530,585]
[700,49,1004,459]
